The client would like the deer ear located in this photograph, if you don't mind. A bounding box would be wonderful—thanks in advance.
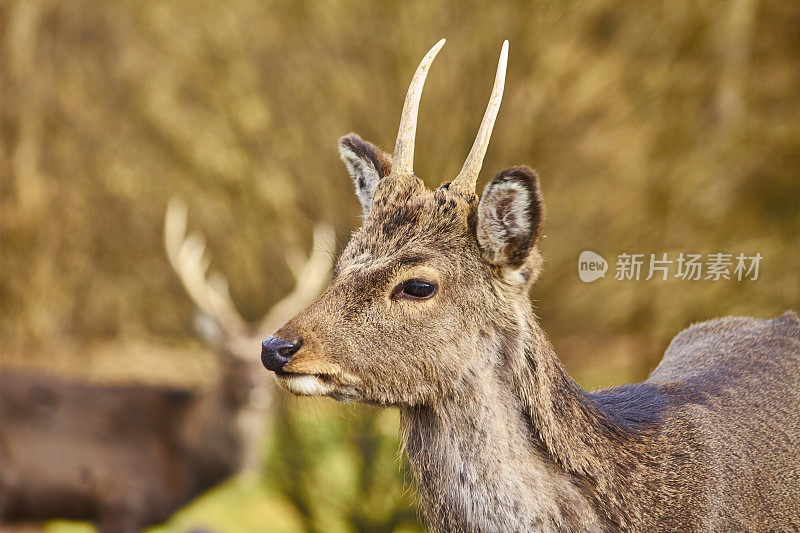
[338,133,393,215]
[477,166,544,276]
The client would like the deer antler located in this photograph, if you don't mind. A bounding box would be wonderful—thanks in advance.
[257,222,335,335]
[164,198,335,355]
[390,38,446,178]
[450,40,509,197]
[165,198,248,338]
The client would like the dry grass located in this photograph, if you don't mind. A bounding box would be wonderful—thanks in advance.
[1,1,798,530]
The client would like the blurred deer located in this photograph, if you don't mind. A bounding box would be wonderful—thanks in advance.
[0,204,333,533]
[164,199,334,471]
[261,39,800,531]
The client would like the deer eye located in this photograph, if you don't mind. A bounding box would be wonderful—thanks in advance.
[393,279,438,301]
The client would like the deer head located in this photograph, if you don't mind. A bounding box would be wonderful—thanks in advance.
[263,40,544,407]
[165,200,335,468]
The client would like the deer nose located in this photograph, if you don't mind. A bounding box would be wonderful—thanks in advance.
[261,336,301,372]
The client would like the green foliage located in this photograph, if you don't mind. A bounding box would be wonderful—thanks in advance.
[263,396,420,533]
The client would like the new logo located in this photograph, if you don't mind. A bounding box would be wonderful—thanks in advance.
[578,251,608,282]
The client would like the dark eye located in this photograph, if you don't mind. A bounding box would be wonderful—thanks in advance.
[393,279,438,301]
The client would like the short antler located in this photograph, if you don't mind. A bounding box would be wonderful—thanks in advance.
[164,198,335,357]
[450,40,509,197]
[390,39,446,178]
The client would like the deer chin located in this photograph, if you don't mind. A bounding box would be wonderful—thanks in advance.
[274,372,336,396]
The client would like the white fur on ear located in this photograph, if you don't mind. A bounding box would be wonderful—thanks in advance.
[478,180,530,254]
[338,134,392,216]
[339,147,380,213]
[477,167,543,276]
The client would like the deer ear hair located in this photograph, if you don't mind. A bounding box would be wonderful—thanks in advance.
[477,166,544,275]
[338,133,393,215]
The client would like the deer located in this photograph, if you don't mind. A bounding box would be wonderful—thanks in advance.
[163,199,334,473]
[0,202,333,533]
[260,39,800,532]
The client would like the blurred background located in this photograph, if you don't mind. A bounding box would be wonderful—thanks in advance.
[1,0,798,531]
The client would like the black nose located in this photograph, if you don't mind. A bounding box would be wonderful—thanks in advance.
[261,336,301,373]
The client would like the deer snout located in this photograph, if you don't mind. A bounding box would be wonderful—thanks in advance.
[261,336,301,372]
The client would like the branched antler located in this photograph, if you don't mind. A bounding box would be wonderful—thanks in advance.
[257,222,335,335]
[164,197,335,358]
[164,198,335,473]
[165,198,248,339]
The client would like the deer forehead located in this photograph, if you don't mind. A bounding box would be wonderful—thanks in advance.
[339,188,476,270]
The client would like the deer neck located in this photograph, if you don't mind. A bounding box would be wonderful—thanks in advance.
[511,314,629,476]
[399,309,635,531]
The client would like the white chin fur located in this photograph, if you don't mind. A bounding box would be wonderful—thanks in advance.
[278,374,334,396]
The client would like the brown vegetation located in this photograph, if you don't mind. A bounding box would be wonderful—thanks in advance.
[1,0,798,530]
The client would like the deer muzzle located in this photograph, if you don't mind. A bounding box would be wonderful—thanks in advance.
[261,336,301,373]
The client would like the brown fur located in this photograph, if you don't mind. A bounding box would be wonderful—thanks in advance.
[267,137,800,531]
[0,354,257,533]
